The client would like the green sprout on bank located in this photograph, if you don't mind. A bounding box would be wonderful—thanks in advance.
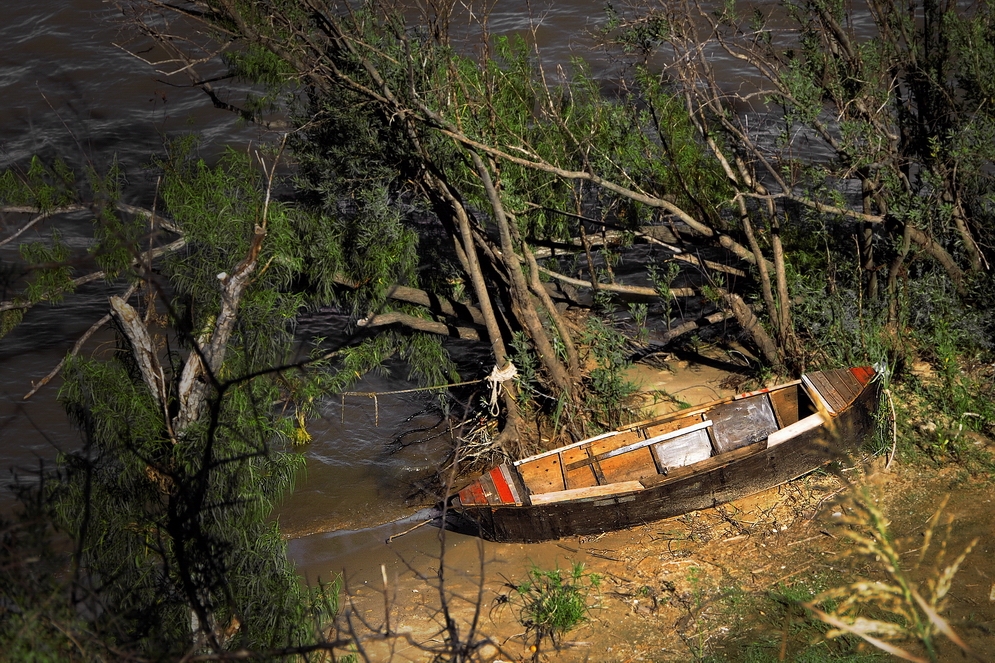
[509,562,601,660]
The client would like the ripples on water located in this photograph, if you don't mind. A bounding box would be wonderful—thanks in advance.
[0,0,615,526]
[0,0,818,527]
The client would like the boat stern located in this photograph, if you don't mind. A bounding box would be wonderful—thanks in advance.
[803,365,878,414]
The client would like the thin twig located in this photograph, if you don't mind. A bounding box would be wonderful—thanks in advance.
[0,210,61,248]
[385,517,433,544]
[884,388,898,470]
[23,283,139,400]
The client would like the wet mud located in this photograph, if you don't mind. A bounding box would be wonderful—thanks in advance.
[290,459,995,662]
[286,355,995,662]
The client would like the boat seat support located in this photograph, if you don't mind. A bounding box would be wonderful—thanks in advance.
[564,420,713,473]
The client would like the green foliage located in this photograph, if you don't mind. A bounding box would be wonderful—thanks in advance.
[509,330,542,408]
[701,574,885,663]
[85,159,144,279]
[0,308,25,339]
[649,260,682,329]
[918,319,993,429]
[511,562,600,654]
[223,43,296,116]
[628,302,649,343]
[152,139,455,399]
[806,490,978,662]
[602,4,671,57]
[0,157,147,343]
[0,141,382,658]
[582,317,637,430]
[159,141,300,315]
[19,232,73,305]
[331,187,419,317]
[54,297,315,654]
[323,328,460,397]
[0,156,77,210]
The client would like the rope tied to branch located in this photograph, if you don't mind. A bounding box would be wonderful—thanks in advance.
[487,361,518,417]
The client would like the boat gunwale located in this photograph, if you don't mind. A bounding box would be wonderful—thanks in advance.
[494,427,821,509]
[512,379,805,469]
[619,379,805,433]
[462,406,842,510]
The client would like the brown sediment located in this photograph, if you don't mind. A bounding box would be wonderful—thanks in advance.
[293,459,995,662]
[287,357,995,661]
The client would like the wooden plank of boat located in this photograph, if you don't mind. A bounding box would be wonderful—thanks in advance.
[512,429,624,466]
[517,453,566,494]
[583,446,608,484]
[563,420,713,472]
[639,440,767,489]
[643,413,706,438]
[529,481,645,505]
[767,412,825,447]
[768,387,799,428]
[804,367,871,413]
[457,463,524,506]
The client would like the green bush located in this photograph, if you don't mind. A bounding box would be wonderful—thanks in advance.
[511,562,600,657]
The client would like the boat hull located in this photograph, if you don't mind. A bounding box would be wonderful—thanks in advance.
[450,377,878,543]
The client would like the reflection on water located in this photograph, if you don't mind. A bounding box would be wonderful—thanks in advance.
[276,371,454,537]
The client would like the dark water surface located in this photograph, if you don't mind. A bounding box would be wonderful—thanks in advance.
[0,0,617,534]
[1,0,841,570]
[0,0,256,510]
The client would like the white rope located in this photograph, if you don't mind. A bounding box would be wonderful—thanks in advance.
[487,361,518,416]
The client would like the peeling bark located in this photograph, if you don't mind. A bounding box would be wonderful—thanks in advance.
[109,295,169,409]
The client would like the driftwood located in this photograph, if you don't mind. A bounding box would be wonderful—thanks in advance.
[530,225,747,278]
[537,266,696,299]
[357,312,481,340]
[331,275,485,327]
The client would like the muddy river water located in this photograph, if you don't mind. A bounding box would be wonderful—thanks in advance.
[0,0,610,517]
[2,0,736,543]
[3,2,994,659]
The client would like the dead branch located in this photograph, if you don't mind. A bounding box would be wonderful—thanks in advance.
[0,205,89,248]
[651,311,730,348]
[537,265,696,299]
[356,311,482,340]
[23,283,140,400]
[110,294,174,436]
[332,275,485,327]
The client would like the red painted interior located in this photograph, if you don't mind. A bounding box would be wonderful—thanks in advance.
[490,467,515,504]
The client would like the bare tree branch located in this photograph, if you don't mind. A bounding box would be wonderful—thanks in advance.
[537,265,697,299]
[0,205,89,247]
[356,311,482,340]
[23,284,140,400]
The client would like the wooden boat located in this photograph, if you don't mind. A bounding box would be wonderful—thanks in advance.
[450,367,880,542]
